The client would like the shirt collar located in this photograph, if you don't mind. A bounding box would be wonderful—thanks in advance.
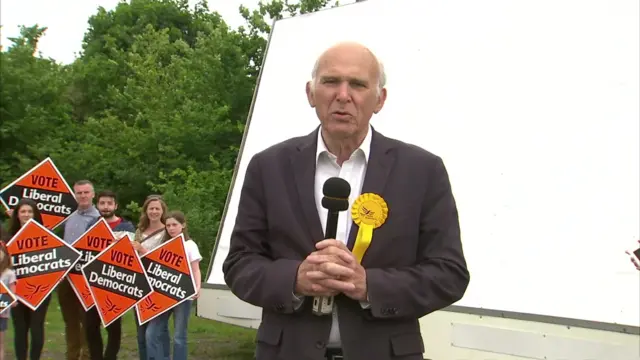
[316,125,372,163]
[77,205,97,216]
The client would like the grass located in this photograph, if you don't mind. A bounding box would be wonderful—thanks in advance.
[4,296,257,360]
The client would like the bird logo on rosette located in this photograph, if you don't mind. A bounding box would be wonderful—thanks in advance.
[351,193,388,263]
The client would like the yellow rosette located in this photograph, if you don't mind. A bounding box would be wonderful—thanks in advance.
[351,193,388,263]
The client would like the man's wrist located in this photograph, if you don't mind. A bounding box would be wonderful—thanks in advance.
[358,272,368,302]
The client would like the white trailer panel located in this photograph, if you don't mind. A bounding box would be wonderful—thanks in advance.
[199,0,640,358]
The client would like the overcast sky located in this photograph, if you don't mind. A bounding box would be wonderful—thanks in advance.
[0,0,308,64]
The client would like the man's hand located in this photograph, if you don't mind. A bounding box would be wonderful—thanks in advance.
[295,255,343,297]
[306,239,368,302]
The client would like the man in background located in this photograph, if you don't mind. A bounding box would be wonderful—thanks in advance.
[85,190,135,360]
[96,190,136,240]
[59,180,100,360]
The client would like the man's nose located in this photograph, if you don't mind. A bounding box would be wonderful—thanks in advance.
[336,82,351,102]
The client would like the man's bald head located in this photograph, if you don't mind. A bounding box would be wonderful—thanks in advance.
[305,41,388,151]
[310,42,386,96]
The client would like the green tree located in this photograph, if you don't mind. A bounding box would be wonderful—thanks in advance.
[1,0,342,273]
[237,0,338,76]
[0,25,74,186]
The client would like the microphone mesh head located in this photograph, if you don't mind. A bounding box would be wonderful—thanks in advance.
[323,177,351,199]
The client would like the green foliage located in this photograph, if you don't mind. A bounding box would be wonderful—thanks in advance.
[146,156,233,272]
[0,0,338,273]
[0,25,73,180]
[6,298,256,358]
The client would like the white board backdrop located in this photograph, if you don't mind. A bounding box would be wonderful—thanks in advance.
[206,0,640,327]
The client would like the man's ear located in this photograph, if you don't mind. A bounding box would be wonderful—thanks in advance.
[306,81,316,108]
[373,87,387,114]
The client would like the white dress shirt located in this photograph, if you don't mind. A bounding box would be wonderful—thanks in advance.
[314,126,372,348]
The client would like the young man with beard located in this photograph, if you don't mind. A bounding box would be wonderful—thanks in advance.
[84,190,136,360]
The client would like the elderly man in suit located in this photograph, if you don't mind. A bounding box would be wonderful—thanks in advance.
[223,41,470,360]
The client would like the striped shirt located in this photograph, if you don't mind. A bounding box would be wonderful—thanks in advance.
[62,206,100,244]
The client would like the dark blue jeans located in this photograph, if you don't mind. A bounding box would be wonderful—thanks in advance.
[144,313,170,360]
[172,300,193,360]
[135,319,148,360]
[136,318,168,360]
[146,300,192,360]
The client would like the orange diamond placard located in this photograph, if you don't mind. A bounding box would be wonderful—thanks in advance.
[70,218,117,310]
[135,235,197,325]
[6,219,82,310]
[0,158,77,230]
[0,281,17,316]
[81,235,153,327]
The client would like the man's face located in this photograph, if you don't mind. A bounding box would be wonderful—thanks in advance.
[306,44,387,140]
[97,196,118,218]
[74,184,94,208]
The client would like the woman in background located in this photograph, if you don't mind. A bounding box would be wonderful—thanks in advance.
[145,210,202,360]
[8,199,51,360]
[131,195,169,360]
[0,241,16,360]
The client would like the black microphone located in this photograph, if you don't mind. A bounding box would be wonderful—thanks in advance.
[313,177,351,316]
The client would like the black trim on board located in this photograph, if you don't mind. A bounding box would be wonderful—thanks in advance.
[201,283,228,290]
[200,283,640,335]
[204,0,371,294]
[203,18,279,283]
[446,306,640,335]
[201,1,640,338]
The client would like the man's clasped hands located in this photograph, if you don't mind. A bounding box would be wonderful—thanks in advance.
[295,239,368,302]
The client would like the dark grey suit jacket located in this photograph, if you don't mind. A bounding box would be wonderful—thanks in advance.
[223,127,469,360]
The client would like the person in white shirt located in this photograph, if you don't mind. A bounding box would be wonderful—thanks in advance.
[145,210,202,360]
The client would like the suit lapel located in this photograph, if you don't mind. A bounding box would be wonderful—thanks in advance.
[291,128,325,244]
[347,128,395,249]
